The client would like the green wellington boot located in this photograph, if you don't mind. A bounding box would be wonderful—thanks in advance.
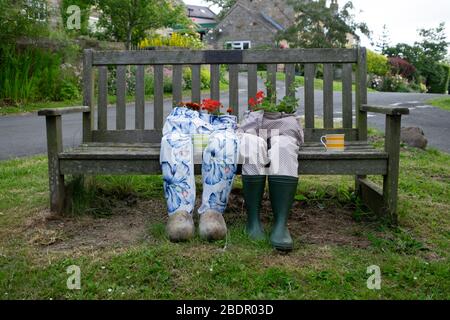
[268,176,299,252]
[242,175,267,241]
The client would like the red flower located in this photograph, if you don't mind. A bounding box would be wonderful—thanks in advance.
[202,99,222,114]
[256,91,265,100]
[248,91,265,110]
[185,102,201,111]
[227,108,233,114]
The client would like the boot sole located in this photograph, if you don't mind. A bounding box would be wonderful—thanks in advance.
[271,241,294,252]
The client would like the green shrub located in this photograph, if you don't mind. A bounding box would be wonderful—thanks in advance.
[58,79,81,101]
[144,73,155,96]
[140,33,204,49]
[200,67,211,90]
[108,66,137,96]
[427,64,450,94]
[367,50,389,76]
[381,74,413,92]
[182,67,211,90]
[0,45,80,104]
[163,76,173,93]
[182,67,192,90]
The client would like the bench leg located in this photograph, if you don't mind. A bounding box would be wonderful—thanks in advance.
[382,115,401,225]
[45,115,65,213]
[355,175,366,198]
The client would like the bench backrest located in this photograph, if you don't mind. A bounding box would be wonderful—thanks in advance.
[82,48,368,144]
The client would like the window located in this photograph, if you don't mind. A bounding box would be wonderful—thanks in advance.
[225,41,252,50]
[26,0,47,22]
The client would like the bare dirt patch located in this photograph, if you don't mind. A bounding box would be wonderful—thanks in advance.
[23,188,373,254]
[226,189,372,248]
[24,199,168,253]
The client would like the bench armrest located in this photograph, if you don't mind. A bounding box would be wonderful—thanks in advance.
[38,106,90,117]
[40,106,92,152]
[361,104,409,116]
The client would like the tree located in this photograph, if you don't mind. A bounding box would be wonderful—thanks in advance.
[205,0,236,17]
[0,0,49,44]
[278,0,370,48]
[95,0,189,49]
[384,23,449,92]
[416,22,448,63]
[374,24,391,54]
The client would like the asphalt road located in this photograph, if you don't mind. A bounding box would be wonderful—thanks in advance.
[1,75,449,160]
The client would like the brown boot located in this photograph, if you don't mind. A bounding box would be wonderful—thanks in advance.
[166,211,195,242]
[199,210,227,241]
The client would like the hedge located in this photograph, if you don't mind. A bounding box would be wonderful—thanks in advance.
[367,50,389,76]
[428,64,450,94]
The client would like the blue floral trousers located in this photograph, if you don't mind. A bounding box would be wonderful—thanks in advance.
[160,107,239,216]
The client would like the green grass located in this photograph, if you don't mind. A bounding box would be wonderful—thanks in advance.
[258,71,376,93]
[428,97,450,112]
[0,130,449,299]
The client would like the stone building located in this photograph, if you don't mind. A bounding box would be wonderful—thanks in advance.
[206,0,296,49]
[206,0,347,50]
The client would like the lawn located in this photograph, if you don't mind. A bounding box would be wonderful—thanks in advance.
[428,97,450,112]
[0,130,449,299]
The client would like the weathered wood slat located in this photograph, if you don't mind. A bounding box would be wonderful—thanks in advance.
[298,159,387,175]
[38,106,90,116]
[303,146,374,151]
[191,65,201,103]
[342,63,353,128]
[304,64,315,128]
[383,114,402,224]
[97,66,108,131]
[323,63,334,128]
[285,64,296,98]
[80,142,160,148]
[248,64,258,102]
[356,47,368,141]
[303,128,359,142]
[82,49,94,142]
[266,64,277,100]
[135,65,145,130]
[172,65,183,105]
[229,64,239,117]
[210,64,220,101]
[154,65,164,130]
[116,65,127,130]
[60,148,161,160]
[362,105,410,115]
[298,152,387,160]
[91,129,162,144]
[46,115,65,212]
[60,158,386,176]
[61,144,386,160]
[60,159,162,175]
[92,49,358,65]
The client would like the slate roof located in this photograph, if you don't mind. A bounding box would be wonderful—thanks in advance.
[186,4,217,20]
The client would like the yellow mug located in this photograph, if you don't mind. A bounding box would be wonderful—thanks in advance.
[321,134,345,152]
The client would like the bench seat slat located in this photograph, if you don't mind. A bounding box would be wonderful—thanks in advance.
[59,143,387,161]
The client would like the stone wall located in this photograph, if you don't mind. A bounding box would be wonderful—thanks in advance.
[47,0,63,29]
[241,0,295,28]
[207,3,278,49]
[207,0,298,49]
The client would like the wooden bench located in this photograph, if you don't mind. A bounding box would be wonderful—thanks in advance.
[38,48,409,223]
